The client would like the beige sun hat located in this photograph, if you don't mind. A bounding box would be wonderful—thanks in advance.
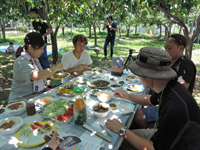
[128,47,177,80]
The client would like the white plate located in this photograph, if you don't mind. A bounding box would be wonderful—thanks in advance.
[87,79,110,89]
[123,84,144,94]
[72,77,88,84]
[108,100,135,115]
[50,72,70,80]
[88,89,101,96]
[15,121,55,147]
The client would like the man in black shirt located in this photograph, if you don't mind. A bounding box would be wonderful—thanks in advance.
[133,34,197,129]
[102,16,118,60]
[106,47,200,150]
[30,8,52,69]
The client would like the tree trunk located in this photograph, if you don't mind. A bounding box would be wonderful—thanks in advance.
[93,23,97,46]
[51,33,58,64]
[185,38,193,59]
[89,25,91,38]
[62,27,64,36]
[160,24,162,36]
[1,18,6,42]
[135,25,137,34]
[71,23,73,39]
[119,27,121,37]
[126,28,129,37]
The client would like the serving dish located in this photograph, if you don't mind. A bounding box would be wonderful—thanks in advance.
[91,103,110,118]
[83,71,94,78]
[123,84,144,94]
[57,83,77,97]
[5,101,26,116]
[35,97,54,105]
[15,121,55,147]
[87,79,111,89]
[97,90,114,103]
[72,77,88,84]
[50,72,70,80]
[110,83,122,91]
[0,116,23,135]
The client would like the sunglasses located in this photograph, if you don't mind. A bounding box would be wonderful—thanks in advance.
[166,36,182,46]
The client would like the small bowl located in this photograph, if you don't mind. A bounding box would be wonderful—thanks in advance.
[92,103,110,118]
[83,71,93,78]
[110,83,122,91]
[126,75,138,83]
[97,90,113,103]
[0,117,23,135]
[5,101,26,116]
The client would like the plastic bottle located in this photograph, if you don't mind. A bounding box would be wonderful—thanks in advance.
[73,87,87,125]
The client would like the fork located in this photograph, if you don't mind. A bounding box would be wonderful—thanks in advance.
[100,125,112,137]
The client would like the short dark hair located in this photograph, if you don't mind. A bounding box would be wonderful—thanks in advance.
[107,16,113,20]
[169,34,187,48]
[73,35,88,45]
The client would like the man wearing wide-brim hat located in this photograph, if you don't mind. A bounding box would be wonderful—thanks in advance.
[106,47,200,150]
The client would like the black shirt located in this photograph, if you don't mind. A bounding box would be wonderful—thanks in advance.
[32,20,49,42]
[151,80,200,150]
[171,56,196,94]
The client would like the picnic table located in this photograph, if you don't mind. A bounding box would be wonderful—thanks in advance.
[0,69,145,150]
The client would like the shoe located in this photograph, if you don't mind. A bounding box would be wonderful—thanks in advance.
[102,56,107,60]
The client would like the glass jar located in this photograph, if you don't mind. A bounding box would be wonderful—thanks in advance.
[26,101,36,116]
[73,87,87,125]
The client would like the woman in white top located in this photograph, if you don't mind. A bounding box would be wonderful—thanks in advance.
[9,32,63,103]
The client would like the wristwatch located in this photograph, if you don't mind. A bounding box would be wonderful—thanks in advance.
[119,126,127,137]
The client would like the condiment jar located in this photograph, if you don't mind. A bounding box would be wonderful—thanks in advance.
[73,87,87,125]
[26,101,36,116]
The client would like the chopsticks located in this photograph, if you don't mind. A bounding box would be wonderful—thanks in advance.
[117,102,135,113]
[32,123,64,144]
[86,66,93,70]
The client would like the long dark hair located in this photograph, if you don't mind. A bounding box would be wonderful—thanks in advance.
[15,43,44,58]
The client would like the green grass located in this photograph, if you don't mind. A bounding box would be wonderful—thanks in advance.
[0,28,200,106]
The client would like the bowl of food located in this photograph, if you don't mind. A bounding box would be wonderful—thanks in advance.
[97,90,113,103]
[110,83,122,91]
[0,116,23,135]
[5,101,26,116]
[92,103,110,118]
[83,71,93,78]
[126,75,138,83]
[36,97,54,105]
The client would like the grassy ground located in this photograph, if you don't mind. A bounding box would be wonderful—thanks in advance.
[1,28,200,107]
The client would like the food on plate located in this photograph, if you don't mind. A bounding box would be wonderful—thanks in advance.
[58,83,77,95]
[39,98,52,105]
[19,127,32,138]
[7,103,23,110]
[97,92,110,98]
[91,89,99,95]
[110,78,115,81]
[51,72,69,79]
[42,100,72,119]
[74,77,87,83]
[93,103,109,113]
[95,76,101,78]
[64,83,77,89]
[90,80,110,87]
[38,124,51,134]
[111,84,121,88]
[127,75,136,79]
[109,103,117,110]
[119,81,125,85]
[0,120,15,129]
[127,84,139,92]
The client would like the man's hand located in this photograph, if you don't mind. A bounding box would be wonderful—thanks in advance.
[73,71,82,76]
[106,118,124,134]
[114,89,129,99]
[44,131,60,150]
[77,64,86,71]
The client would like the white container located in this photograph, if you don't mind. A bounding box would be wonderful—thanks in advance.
[83,71,93,78]
[0,116,23,135]
[97,90,113,103]
[110,83,122,91]
[92,103,110,118]
[5,101,26,116]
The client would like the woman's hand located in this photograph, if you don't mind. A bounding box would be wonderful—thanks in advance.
[44,131,60,150]
[55,63,63,72]
[114,89,129,99]
[106,119,124,134]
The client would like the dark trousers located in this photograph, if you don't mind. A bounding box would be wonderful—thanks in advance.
[38,45,50,69]
[104,37,115,57]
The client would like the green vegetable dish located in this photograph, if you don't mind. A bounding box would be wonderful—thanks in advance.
[42,100,72,118]
[91,89,99,95]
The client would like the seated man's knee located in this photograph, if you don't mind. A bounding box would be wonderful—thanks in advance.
[133,109,147,128]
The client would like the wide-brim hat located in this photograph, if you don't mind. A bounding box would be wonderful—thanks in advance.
[128,47,177,80]
[24,32,50,45]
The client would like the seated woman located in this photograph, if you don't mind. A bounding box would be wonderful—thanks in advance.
[61,34,93,76]
[8,32,63,104]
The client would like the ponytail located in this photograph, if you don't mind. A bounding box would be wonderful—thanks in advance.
[15,44,28,58]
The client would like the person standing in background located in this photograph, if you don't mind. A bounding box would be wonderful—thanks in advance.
[102,16,118,60]
[30,8,52,69]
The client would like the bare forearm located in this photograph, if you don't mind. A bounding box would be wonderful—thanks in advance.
[127,94,153,106]
[44,28,52,37]
[125,129,154,150]
[112,27,118,32]
[63,67,79,74]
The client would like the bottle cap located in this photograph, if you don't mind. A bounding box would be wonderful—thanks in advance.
[73,87,85,94]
